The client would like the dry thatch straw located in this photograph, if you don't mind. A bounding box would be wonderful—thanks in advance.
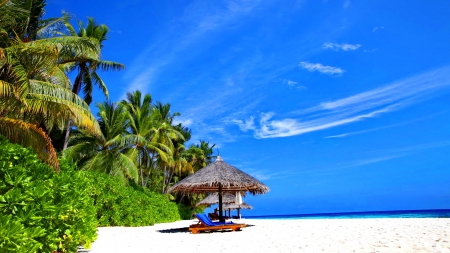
[223,202,253,210]
[197,192,236,206]
[168,155,270,195]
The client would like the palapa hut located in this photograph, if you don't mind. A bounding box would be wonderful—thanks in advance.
[169,155,269,222]
[223,202,253,219]
[197,192,236,206]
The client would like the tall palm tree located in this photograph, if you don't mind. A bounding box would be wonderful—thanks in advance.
[160,125,193,194]
[63,101,138,183]
[183,140,216,171]
[0,0,46,43]
[0,0,101,170]
[61,17,124,150]
[120,90,171,187]
[152,101,180,124]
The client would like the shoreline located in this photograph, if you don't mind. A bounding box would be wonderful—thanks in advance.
[88,218,450,253]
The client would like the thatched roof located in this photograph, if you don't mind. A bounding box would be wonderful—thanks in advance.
[223,202,253,210]
[168,156,270,195]
[197,192,236,206]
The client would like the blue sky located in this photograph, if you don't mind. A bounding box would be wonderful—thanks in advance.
[46,0,450,216]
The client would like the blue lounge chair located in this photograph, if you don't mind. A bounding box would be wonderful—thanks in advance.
[189,213,246,234]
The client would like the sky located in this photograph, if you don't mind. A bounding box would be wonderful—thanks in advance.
[45,0,450,216]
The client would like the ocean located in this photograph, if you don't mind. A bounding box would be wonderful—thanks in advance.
[244,209,450,220]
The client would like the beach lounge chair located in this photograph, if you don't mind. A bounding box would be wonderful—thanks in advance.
[208,212,219,220]
[189,213,246,234]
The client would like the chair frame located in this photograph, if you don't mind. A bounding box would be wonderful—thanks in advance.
[189,213,246,234]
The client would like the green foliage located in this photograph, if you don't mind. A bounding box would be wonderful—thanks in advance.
[84,171,181,226]
[177,203,205,220]
[0,136,97,253]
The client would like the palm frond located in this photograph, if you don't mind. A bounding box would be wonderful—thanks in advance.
[97,60,124,71]
[90,70,108,99]
[0,117,59,171]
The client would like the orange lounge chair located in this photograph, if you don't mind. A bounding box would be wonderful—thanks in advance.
[189,213,246,234]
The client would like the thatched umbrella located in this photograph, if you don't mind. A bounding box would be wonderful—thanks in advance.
[197,192,236,206]
[223,202,253,219]
[169,155,269,222]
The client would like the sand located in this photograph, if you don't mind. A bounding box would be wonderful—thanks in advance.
[88,218,450,253]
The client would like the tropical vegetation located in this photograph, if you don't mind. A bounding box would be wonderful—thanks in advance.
[0,136,97,252]
[0,0,216,252]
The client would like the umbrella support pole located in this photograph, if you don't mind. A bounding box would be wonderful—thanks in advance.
[218,183,225,222]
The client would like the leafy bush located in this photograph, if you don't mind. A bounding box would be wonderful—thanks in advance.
[0,136,97,253]
[177,203,205,220]
[85,171,181,226]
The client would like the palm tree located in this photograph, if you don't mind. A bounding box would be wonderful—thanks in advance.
[0,0,101,170]
[61,17,124,150]
[120,90,172,187]
[184,140,216,171]
[160,125,193,194]
[63,101,138,183]
[0,0,46,43]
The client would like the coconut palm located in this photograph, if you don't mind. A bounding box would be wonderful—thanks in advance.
[0,0,46,43]
[160,125,193,194]
[120,90,172,187]
[61,17,124,150]
[0,1,101,170]
[184,140,216,172]
[63,101,138,183]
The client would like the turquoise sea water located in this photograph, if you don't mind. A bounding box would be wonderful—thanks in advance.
[244,209,450,220]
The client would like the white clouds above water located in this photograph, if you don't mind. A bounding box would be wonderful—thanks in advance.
[233,66,450,139]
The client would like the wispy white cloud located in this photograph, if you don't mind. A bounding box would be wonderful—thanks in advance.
[232,117,255,132]
[282,79,307,90]
[122,0,264,99]
[325,133,350,138]
[324,113,442,138]
[252,107,392,138]
[337,155,403,169]
[119,69,157,100]
[367,140,450,157]
[287,140,450,177]
[372,26,385,32]
[244,168,284,181]
[233,66,450,138]
[299,61,345,75]
[322,42,361,51]
[283,79,298,86]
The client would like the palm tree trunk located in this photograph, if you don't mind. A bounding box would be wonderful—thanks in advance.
[62,120,72,150]
[138,150,144,186]
[63,68,83,150]
[162,164,167,194]
[163,166,175,194]
[143,153,155,187]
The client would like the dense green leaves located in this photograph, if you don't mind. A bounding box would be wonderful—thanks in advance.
[0,2,103,169]
[0,135,191,252]
[84,171,180,226]
[0,135,97,252]
[1,2,215,234]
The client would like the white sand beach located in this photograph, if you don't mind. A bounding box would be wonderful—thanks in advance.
[88,218,450,253]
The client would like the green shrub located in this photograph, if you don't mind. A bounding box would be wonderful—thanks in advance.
[84,171,181,227]
[0,136,97,253]
[177,203,205,220]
